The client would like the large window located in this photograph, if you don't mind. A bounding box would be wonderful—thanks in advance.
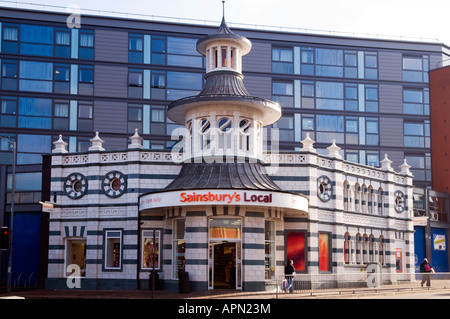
[18,97,52,129]
[403,55,429,82]
[265,221,275,280]
[104,230,122,270]
[166,71,202,100]
[272,47,293,74]
[20,24,53,57]
[173,220,185,278]
[142,230,160,270]
[404,121,430,148]
[167,37,202,68]
[405,154,431,183]
[19,61,53,93]
[403,88,429,115]
[1,22,93,58]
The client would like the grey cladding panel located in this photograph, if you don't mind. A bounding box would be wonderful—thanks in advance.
[95,29,128,63]
[380,150,404,170]
[379,117,403,147]
[243,41,272,73]
[94,65,128,98]
[94,100,127,133]
[379,84,402,114]
[243,75,272,100]
[378,51,402,82]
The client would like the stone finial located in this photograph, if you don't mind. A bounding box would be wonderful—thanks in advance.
[128,128,143,149]
[400,158,412,176]
[327,139,342,159]
[52,134,68,153]
[380,153,393,171]
[89,131,105,151]
[300,132,316,153]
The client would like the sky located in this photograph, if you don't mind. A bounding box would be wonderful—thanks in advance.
[1,0,450,45]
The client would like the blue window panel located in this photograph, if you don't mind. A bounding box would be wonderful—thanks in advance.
[0,115,16,127]
[129,51,143,64]
[18,116,52,129]
[315,81,343,98]
[404,123,424,135]
[18,97,52,116]
[167,37,198,55]
[20,43,53,56]
[316,65,343,77]
[167,72,202,90]
[20,24,53,44]
[17,134,51,153]
[19,61,53,80]
[316,99,343,110]
[79,47,94,60]
[19,79,52,92]
[167,55,202,68]
[316,115,344,132]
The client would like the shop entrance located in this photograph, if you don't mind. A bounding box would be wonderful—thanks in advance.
[213,242,236,289]
[208,218,242,290]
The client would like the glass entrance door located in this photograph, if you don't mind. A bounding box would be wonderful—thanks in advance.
[208,218,242,290]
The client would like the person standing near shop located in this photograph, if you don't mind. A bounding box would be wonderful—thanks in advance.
[284,260,295,293]
[420,258,434,287]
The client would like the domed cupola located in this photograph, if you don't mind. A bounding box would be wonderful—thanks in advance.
[167,7,281,164]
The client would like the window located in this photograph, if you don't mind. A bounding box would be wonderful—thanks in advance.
[366,118,379,145]
[142,230,160,270]
[20,24,54,57]
[265,221,275,280]
[152,36,166,65]
[79,30,94,60]
[78,65,94,95]
[315,48,343,77]
[129,33,143,63]
[1,96,17,128]
[344,232,352,264]
[19,61,53,93]
[151,106,166,135]
[166,71,202,100]
[404,121,430,148]
[1,60,18,91]
[272,115,294,141]
[403,55,429,82]
[128,104,143,134]
[2,23,19,54]
[301,47,314,75]
[315,81,343,110]
[65,238,86,277]
[105,230,122,270]
[173,220,185,278]
[55,28,71,58]
[365,85,378,112]
[365,53,378,79]
[405,154,431,183]
[151,71,166,100]
[17,134,51,164]
[272,47,293,74]
[272,81,294,107]
[53,100,69,130]
[345,117,358,144]
[18,97,52,129]
[403,88,429,115]
[316,115,344,144]
[78,101,93,131]
[54,64,70,94]
[319,233,331,272]
[167,37,202,68]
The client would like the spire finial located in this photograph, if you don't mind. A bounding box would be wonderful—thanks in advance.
[222,0,225,18]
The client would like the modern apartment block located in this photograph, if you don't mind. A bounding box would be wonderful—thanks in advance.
[0,6,449,287]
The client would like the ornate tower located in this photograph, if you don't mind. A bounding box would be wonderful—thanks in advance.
[167,13,281,164]
[165,12,282,191]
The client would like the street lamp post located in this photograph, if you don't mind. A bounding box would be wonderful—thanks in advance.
[0,136,16,293]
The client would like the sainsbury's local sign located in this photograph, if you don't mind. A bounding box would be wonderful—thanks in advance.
[139,189,308,213]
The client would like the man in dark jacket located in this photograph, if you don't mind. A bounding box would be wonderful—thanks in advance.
[284,260,295,293]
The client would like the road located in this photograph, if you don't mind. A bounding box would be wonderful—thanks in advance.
[356,288,450,299]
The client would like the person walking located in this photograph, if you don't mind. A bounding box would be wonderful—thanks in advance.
[420,258,434,287]
[284,259,295,293]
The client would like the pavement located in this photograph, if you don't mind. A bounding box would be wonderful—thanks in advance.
[0,280,449,300]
